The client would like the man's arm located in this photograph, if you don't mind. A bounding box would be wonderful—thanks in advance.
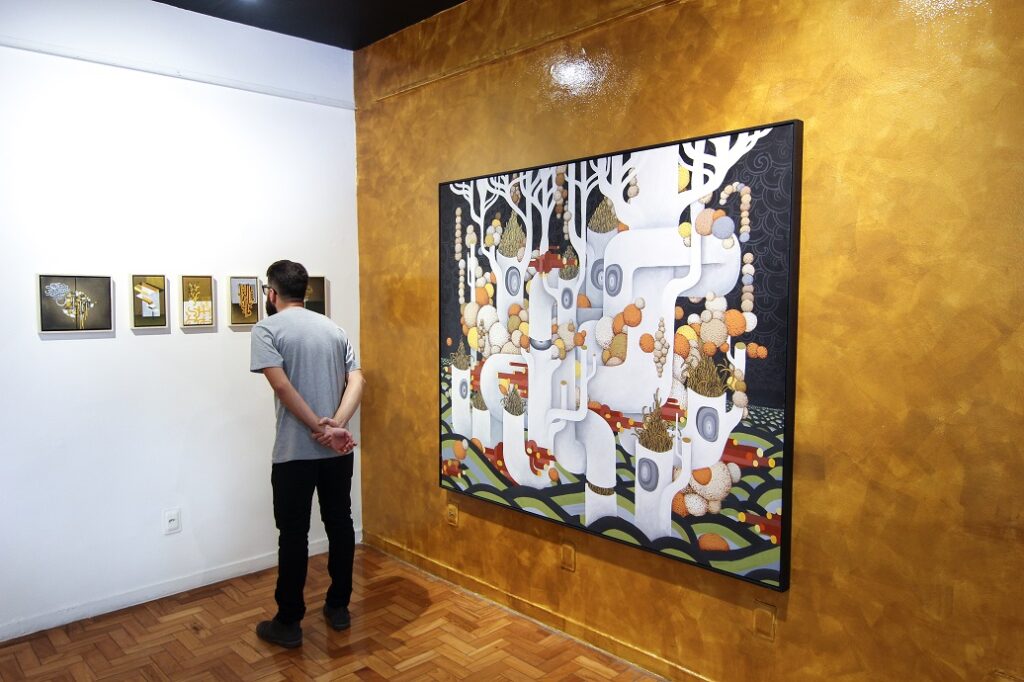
[315,369,365,452]
[331,369,365,428]
[262,367,324,434]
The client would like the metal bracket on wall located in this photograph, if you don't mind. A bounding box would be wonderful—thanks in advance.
[560,543,576,572]
[753,600,777,642]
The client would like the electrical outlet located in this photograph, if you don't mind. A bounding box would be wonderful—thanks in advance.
[560,543,576,572]
[753,600,776,641]
[445,503,458,527]
[163,508,181,535]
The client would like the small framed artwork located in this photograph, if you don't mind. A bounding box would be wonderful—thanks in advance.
[131,275,168,329]
[229,276,260,326]
[181,275,215,328]
[38,275,113,333]
[304,276,328,315]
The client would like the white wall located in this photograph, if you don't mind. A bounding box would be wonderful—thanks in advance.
[0,0,354,107]
[0,1,359,641]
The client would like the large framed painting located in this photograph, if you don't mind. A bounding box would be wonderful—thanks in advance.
[131,275,168,329]
[181,275,215,328]
[38,275,113,333]
[228,276,260,326]
[439,121,802,590]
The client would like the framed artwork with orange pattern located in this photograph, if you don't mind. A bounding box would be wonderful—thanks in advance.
[229,276,260,326]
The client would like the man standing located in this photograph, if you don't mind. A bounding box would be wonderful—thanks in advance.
[250,260,364,648]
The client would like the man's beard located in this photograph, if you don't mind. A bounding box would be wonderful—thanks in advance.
[265,299,277,316]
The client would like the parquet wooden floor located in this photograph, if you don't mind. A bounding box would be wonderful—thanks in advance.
[0,545,660,681]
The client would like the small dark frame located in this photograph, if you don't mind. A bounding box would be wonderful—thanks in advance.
[304,276,328,316]
[228,276,261,327]
[38,275,114,333]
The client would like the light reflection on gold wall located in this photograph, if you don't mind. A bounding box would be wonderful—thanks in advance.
[355,1,1024,679]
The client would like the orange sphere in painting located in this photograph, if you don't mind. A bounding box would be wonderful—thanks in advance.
[702,341,718,356]
[623,304,642,327]
[673,335,689,356]
[639,333,655,353]
[724,309,746,337]
[691,467,712,485]
[698,533,730,552]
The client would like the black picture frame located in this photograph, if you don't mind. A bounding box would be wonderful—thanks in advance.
[38,275,114,333]
[438,121,802,591]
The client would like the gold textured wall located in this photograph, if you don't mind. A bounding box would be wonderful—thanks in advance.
[354,1,1024,679]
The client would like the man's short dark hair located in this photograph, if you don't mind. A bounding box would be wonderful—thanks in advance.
[266,260,309,301]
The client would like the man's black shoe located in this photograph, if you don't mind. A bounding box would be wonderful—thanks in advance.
[256,618,302,648]
[323,604,351,631]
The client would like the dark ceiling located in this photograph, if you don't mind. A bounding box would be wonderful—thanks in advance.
[153,0,466,51]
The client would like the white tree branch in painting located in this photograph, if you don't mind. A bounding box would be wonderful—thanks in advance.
[591,155,640,228]
[678,129,770,210]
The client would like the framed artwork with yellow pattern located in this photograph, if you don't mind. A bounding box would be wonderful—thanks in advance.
[229,276,260,326]
[181,275,215,328]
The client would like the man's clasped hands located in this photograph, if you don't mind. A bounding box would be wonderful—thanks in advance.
[312,418,358,453]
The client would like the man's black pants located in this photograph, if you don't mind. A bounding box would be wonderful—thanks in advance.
[271,454,354,624]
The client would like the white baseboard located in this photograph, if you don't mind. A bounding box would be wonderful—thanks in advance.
[0,529,363,644]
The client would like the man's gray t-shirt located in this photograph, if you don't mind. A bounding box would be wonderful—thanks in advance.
[250,307,359,463]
